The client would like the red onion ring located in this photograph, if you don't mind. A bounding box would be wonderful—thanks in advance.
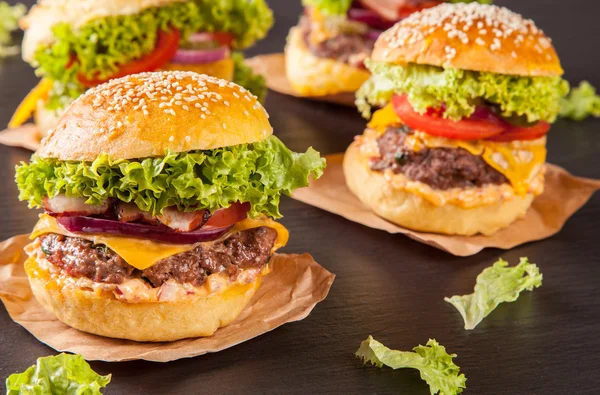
[57,216,233,244]
[171,46,230,64]
[348,8,397,30]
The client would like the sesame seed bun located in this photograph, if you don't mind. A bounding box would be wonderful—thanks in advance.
[372,3,563,77]
[21,0,185,62]
[25,252,263,342]
[343,140,540,236]
[37,71,273,162]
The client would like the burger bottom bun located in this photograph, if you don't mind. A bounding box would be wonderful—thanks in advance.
[25,256,261,342]
[343,141,535,236]
[284,27,370,96]
[34,99,64,139]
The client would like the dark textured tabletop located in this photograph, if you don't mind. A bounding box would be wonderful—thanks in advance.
[1,1,599,394]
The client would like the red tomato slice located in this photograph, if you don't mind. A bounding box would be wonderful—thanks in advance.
[77,29,181,87]
[358,0,442,21]
[203,202,251,228]
[486,121,551,142]
[391,95,506,140]
[209,32,235,47]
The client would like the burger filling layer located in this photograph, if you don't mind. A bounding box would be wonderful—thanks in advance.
[299,15,375,68]
[38,227,277,288]
[370,126,507,189]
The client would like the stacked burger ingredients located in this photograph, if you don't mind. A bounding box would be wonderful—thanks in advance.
[346,3,569,236]
[15,71,325,342]
[9,0,273,137]
[285,0,492,97]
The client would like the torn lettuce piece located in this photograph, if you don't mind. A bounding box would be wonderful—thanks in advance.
[445,258,543,330]
[559,81,600,121]
[356,60,569,122]
[356,336,466,395]
[5,353,111,395]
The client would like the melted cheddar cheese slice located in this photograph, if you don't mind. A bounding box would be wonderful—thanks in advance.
[369,104,547,196]
[9,79,53,128]
[31,214,289,271]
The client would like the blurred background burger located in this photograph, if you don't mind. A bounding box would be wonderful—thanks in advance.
[15,71,325,341]
[285,0,492,98]
[9,0,273,137]
[345,3,568,236]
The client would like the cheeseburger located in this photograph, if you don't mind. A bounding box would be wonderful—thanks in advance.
[9,0,273,137]
[285,0,491,98]
[346,3,569,236]
[15,71,325,342]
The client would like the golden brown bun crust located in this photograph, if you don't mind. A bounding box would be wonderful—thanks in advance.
[37,71,272,161]
[372,3,563,77]
[25,255,261,342]
[285,27,370,96]
[21,0,186,62]
[343,140,534,236]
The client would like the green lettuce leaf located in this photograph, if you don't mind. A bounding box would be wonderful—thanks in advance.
[559,81,600,121]
[232,52,267,103]
[34,0,273,110]
[356,336,466,395]
[356,60,569,122]
[302,0,353,16]
[6,353,111,395]
[445,258,543,330]
[0,2,26,57]
[15,136,325,218]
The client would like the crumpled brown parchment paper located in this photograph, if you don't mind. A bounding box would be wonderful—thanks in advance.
[246,53,356,106]
[293,153,600,256]
[0,123,41,151]
[0,234,335,362]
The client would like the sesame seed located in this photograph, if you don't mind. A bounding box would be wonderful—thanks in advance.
[222,123,227,129]
[168,135,174,142]
[224,101,230,106]
[185,136,191,142]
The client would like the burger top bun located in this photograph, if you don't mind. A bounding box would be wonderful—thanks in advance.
[37,71,273,161]
[371,3,563,77]
[21,0,184,62]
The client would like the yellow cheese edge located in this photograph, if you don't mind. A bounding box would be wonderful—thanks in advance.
[31,214,289,271]
[367,104,547,197]
[161,58,235,83]
[9,79,53,128]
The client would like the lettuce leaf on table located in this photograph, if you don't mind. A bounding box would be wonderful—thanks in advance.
[356,60,569,122]
[15,136,326,219]
[559,81,600,121]
[5,353,111,395]
[356,336,466,395]
[445,258,543,330]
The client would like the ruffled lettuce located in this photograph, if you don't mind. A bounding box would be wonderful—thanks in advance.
[34,0,273,110]
[232,52,267,103]
[356,336,467,395]
[15,136,325,218]
[0,2,26,57]
[445,258,543,330]
[5,353,111,395]
[559,81,600,121]
[356,60,569,122]
[302,0,353,16]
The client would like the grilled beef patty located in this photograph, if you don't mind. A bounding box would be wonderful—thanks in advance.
[370,127,508,190]
[299,16,375,67]
[38,227,277,287]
